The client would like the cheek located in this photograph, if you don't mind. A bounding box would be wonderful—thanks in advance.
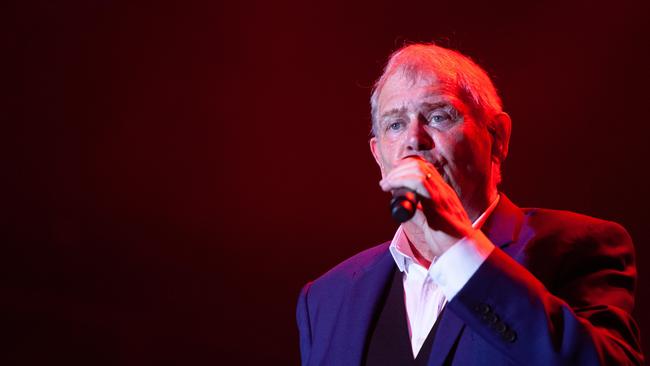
[373,142,393,177]
[378,138,402,166]
[443,128,491,174]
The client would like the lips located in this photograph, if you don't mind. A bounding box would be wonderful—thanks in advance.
[401,154,425,161]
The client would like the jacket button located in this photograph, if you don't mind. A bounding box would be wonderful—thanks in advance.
[474,303,492,315]
[503,329,517,343]
[483,313,499,324]
[494,321,507,333]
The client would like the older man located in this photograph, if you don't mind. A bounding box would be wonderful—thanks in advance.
[296,43,643,365]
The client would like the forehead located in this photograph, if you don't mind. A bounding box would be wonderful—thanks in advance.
[377,71,457,114]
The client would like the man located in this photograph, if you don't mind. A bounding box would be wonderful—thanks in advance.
[296,43,643,365]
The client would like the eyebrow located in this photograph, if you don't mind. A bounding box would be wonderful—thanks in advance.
[421,102,451,110]
[379,102,451,121]
[379,106,408,120]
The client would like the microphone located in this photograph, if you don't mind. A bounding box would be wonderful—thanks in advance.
[390,187,419,223]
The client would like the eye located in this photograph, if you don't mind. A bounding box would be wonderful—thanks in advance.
[386,120,404,131]
[428,111,451,124]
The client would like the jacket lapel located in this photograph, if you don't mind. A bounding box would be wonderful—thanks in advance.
[425,308,465,366]
[426,194,524,366]
[325,245,396,365]
[481,194,524,255]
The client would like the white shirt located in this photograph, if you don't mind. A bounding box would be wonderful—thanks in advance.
[388,195,500,357]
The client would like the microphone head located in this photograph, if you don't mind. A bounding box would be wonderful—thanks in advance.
[391,199,416,223]
[390,189,418,223]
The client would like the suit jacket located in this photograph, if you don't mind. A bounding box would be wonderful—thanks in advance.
[296,195,644,365]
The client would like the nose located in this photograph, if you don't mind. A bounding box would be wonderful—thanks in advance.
[405,114,433,151]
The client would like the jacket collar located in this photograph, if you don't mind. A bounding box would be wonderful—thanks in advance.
[480,193,524,250]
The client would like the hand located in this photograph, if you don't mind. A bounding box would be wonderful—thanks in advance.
[379,157,474,258]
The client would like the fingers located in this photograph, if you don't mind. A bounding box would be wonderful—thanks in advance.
[378,157,474,244]
[379,158,442,199]
[380,173,433,199]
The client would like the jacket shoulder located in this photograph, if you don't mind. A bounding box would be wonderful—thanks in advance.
[304,241,391,295]
[522,207,631,243]
[519,207,635,298]
[315,241,390,283]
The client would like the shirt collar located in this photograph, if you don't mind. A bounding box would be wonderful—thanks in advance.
[389,194,501,273]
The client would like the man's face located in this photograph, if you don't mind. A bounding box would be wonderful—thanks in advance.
[370,70,496,209]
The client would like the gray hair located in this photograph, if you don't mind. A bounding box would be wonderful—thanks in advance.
[370,43,503,136]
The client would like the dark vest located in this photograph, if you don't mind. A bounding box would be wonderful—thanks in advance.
[364,268,444,366]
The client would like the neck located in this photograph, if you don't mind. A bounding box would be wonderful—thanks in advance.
[463,187,498,223]
[403,188,498,264]
[408,240,432,268]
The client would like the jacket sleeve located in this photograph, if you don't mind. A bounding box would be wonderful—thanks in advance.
[296,282,313,365]
[447,222,644,366]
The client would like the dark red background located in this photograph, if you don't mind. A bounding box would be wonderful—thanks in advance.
[5,0,650,364]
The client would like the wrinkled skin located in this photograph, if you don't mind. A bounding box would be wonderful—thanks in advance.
[370,71,510,265]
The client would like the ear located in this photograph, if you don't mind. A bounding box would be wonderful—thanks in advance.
[369,137,386,177]
[489,112,512,163]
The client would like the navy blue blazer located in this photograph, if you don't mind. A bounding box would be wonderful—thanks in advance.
[296,195,643,365]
